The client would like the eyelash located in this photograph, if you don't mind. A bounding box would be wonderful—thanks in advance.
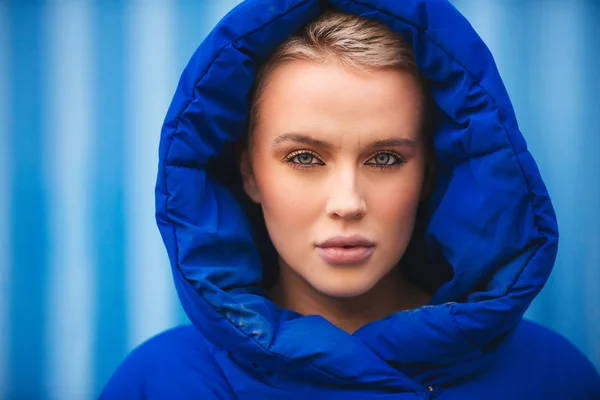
[365,150,406,171]
[283,150,324,170]
[283,150,406,170]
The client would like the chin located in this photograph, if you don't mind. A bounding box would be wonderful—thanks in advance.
[309,273,381,299]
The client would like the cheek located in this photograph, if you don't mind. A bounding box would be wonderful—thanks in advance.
[365,165,424,230]
[253,161,322,233]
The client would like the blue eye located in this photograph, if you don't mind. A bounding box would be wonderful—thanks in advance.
[294,153,317,165]
[365,152,404,168]
[284,150,325,168]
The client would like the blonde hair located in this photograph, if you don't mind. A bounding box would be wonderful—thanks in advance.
[247,11,430,140]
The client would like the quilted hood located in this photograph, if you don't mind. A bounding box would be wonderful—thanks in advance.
[155,0,558,391]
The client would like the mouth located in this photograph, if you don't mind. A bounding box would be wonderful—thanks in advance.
[315,235,375,265]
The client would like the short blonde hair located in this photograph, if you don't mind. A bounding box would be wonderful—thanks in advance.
[247,11,429,139]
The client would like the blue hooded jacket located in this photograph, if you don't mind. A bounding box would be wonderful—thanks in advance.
[101,0,600,398]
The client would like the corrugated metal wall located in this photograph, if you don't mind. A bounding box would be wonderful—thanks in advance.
[0,1,598,398]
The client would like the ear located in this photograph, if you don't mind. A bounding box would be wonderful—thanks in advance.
[239,150,262,204]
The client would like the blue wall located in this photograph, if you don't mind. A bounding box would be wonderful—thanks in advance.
[0,1,598,398]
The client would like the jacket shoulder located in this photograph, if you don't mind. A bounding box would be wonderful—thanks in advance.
[507,319,600,398]
[99,325,236,400]
[514,320,597,368]
[446,319,600,399]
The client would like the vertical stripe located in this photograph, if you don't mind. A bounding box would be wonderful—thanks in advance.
[43,2,95,399]
[505,3,550,324]
[0,2,10,398]
[527,0,586,343]
[91,2,128,396]
[7,3,48,399]
[173,0,212,67]
[124,0,178,349]
[580,0,600,369]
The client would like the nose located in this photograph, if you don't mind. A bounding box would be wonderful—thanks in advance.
[325,169,366,220]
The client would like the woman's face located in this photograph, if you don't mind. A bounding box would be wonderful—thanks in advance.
[242,60,426,298]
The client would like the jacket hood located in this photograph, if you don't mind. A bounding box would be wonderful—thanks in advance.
[155,0,558,391]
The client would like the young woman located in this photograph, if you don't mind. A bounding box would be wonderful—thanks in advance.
[101,1,600,398]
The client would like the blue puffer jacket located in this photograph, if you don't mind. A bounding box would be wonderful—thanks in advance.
[100,0,600,398]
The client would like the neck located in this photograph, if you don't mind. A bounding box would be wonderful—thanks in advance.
[269,260,431,334]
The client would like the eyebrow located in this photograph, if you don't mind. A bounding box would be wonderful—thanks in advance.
[272,133,334,150]
[271,133,418,150]
[366,138,418,150]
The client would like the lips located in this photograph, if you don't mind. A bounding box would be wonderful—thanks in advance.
[315,235,375,265]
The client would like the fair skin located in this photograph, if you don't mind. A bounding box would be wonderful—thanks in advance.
[241,59,431,333]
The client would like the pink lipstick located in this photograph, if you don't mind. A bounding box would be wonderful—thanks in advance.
[315,235,375,265]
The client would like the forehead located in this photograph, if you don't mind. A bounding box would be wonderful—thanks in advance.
[254,60,424,144]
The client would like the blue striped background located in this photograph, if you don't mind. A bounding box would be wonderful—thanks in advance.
[0,1,598,398]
